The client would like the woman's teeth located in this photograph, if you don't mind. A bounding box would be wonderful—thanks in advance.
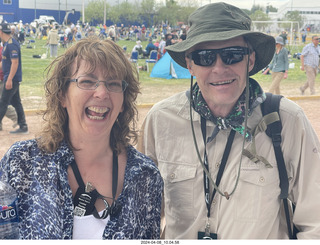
[86,106,109,120]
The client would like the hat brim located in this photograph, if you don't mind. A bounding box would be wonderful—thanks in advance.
[166,30,275,76]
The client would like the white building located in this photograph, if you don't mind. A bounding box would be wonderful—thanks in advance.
[269,0,320,32]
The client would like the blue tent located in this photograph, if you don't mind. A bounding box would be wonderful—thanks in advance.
[150,52,191,79]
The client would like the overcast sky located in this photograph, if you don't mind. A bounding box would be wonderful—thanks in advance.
[201,0,290,9]
[21,0,291,10]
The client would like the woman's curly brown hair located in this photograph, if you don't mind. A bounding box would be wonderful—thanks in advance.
[37,36,140,154]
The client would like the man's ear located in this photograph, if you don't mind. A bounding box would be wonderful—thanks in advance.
[185,56,195,76]
[248,51,256,72]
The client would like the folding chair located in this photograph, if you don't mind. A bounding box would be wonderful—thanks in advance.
[130,51,139,73]
[145,50,158,72]
[26,39,36,49]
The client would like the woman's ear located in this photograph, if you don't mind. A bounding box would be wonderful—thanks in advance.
[59,91,66,108]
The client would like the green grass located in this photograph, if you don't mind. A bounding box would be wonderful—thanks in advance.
[18,37,313,110]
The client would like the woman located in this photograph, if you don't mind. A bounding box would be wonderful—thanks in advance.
[0,37,163,239]
[263,36,289,95]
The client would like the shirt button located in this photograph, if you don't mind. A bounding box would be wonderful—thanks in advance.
[216,163,220,168]
[170,173,175,179]
[259,176,265,183]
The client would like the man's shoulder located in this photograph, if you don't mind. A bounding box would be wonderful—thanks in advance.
[278,97,306,121]
[149,91,189,113]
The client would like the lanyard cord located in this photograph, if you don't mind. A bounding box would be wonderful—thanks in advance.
[189,75,249,200]
[201,116,236,217]
[71,151,118,219]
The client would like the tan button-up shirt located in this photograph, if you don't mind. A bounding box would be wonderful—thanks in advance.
[138,91,320,239]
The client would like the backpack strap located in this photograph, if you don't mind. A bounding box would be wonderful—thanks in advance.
[261,93,288,199]
[261,93,297,239]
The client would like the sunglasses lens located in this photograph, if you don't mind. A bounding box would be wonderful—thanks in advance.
[192,47,248,66]
[220,50,244,65]
[193,50,216,66]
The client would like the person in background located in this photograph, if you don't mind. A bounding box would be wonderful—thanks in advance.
[301,29,307,44]
[300,35,320,95]
[263,36,289,94]
[0,22,28,134]
[143,38,158,58]
[0,38,17,131]
[47,25,60,58]
[131,40,143,56]
[0,36,163,239]
[138,2,320,239]
[279,31,287,45]
[158,36,166,57]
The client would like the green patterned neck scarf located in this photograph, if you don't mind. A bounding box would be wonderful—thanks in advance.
[192,78,266,141]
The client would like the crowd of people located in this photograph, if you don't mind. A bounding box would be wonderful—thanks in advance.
[1,1,320,240]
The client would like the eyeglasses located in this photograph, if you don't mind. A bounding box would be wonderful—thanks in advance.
[69,76,128,93]
[188,46,250,67]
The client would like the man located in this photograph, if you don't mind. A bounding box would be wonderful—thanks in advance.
[47,25,59,58]
[143,38,158,58]
[138,3,320,239]
[0,38,18,131]
[300,35,320,95]
[0,22,28,134]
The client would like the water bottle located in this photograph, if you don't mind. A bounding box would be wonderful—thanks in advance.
[0,180,19,239]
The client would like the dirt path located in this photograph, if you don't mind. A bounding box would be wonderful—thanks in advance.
[0,98,319,159]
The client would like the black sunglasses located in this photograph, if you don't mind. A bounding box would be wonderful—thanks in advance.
[188,46,250,67]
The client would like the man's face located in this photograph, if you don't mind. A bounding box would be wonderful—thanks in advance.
[186,36,255,117]
[312,36,319,46]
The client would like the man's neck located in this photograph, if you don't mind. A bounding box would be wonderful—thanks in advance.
[1,34,11,43]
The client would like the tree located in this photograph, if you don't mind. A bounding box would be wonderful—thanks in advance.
[251,4,264,14]
[140,0,157,27]
[267,5,277,13]
[280,10,305,31]
[110,2,140,26]
[250,10,271,32]
[155,0,180,26]
[84,0,111,25]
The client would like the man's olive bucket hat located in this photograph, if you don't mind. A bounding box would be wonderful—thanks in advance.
[166,2,275,76]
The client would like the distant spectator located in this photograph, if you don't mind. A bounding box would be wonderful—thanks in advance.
[0,40,18,131]
[180,29,187,41]
[165,33,174,46]
[47,26,59,58]
[132,40,143,55]
[300,35,320,95]
[301,29,307,43]
[159,36,166,57]
[263,36,289,95]
[108,25,116,42]
[143,38,158,58]
[279,31,287,45]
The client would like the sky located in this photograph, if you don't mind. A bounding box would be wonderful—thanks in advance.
[21,0,292,11]
[196,0,290,10]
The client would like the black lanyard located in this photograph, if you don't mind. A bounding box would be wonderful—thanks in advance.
[201,117,235,218]
[71,151,118,219]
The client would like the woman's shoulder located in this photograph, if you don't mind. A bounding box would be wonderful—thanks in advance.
[126,145,162,180]
[4,139,39,156]
[1,138,73,167]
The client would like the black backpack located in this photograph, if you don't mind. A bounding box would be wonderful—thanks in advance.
[261,93,298,239]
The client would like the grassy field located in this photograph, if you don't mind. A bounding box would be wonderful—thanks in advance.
[18,36,316,111]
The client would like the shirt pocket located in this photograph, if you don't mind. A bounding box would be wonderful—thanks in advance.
[158,161,197,220]
[233,166,281,222]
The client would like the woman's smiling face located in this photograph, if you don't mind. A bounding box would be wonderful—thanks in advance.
[61,60,124,139]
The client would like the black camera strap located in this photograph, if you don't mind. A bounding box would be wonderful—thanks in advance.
[201,117,235,218]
